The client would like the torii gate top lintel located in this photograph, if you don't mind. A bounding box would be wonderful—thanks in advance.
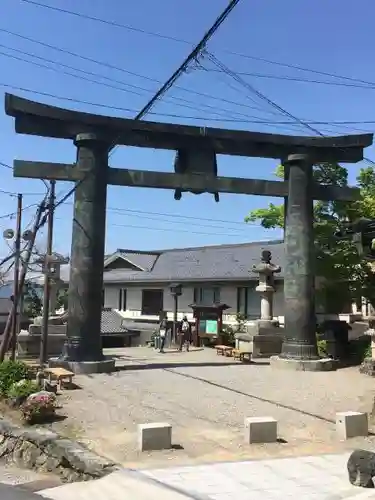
[5,93,373,163]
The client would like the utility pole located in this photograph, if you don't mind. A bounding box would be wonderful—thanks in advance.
[0,200,46,362]
[10,194,22,361]
[40,181,55,367]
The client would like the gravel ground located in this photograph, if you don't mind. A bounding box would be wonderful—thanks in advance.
[50,347,375,468]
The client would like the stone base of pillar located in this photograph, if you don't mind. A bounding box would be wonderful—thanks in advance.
[235,319,284,358]
[359,358,375,377]
[49,357,116,374]
[270,356,338,372]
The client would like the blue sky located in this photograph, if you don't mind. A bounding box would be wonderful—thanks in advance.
[0,0,375,258]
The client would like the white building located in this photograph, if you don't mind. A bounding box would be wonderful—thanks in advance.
[102,240,285,324]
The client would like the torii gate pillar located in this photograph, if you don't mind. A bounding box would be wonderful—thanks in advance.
[60,133,114,373]
[279,154,317,360]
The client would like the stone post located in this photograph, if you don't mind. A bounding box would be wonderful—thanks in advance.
[58,132,115,373]
[271,154,335,370]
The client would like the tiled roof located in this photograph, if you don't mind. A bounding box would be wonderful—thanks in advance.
[30,240,284,285]
[101,308,127,334]
[103,240,284,284]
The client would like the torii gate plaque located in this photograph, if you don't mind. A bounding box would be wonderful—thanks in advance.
[5,94,373,372]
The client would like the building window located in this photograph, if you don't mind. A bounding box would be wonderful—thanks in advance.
[237,285,257,318]
[193,287,220,305]
[118,288,127,311]
[141,289,163,316]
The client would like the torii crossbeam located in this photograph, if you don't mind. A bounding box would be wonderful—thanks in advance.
[5,93,373,372]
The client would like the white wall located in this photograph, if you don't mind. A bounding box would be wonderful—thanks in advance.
[103,282,286,323]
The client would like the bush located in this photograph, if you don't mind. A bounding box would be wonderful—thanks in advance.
[150,330,158,347]
[0,360,29,397]
[317,339,328,358]
[348,336,372,363]
[7,379,39,407]
[21,391,57,424]
[221,325,235,347]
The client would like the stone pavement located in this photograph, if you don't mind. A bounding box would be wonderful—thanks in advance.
[35,453,375,499]
[0,462,60,500]
[0,484,42,500]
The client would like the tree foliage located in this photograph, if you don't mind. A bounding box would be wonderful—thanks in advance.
[245,163,375,312]
[56,288,68,311]
[22,282,43,318]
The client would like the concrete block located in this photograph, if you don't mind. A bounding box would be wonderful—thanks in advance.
[336,411,368,440]
[138,422,172,451]
[244,416,277,444]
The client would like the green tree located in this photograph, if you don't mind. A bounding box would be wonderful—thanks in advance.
[55,288,68,311]
[22,282,42,318]
[245,163,375,312]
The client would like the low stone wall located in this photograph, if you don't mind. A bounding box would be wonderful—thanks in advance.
[0,418,117,482]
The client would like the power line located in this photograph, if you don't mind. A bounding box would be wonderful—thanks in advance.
[0,161,12,170]
[61,202,260,230]
[19,0,375,90]
[109,0,242,155]
[207,53,375,168]
[55,216,264,238]
[134,0,241,120]
[50,1,241,213]
[0,81,284,124]
[1,79,374,135]
[0,203,40,221]
[0,43,272,122]
[207,52,323,137]
[0,28,273,117]
[20,0,194,45]
[0,81,372,141]
[201,67,375,90]
[110,222,257,237]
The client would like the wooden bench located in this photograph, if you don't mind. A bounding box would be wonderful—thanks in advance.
[216,345,233,356]
[22,361,40,374]
[233,349,252,363]
[44,367,75,389]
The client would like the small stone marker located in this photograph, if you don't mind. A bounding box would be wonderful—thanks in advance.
[138,422,172,451]
[244,416,277,444]
[336,411,368,440]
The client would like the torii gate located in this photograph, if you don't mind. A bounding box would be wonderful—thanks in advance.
[5,93,373,373]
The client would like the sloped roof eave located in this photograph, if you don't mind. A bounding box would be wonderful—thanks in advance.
[102,275,267,284]
[103,253,145,271]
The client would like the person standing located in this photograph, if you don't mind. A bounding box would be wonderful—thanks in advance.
[178,316,192,352]
[159,313,168,353]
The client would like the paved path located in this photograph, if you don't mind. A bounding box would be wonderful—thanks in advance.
[36,453,375,499]
[0,484,42,500]
[0,463,60,500]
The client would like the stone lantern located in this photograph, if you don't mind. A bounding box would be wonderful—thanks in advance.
[252,249,281,323]
[34,252,69,314]
[235,249,283,358]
